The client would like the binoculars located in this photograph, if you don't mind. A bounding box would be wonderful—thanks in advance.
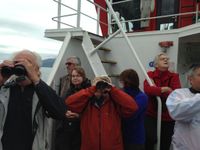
[96,81,111,90]
[1,65,27,78]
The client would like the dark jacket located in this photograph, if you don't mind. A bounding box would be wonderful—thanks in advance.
[0,79,68,150]
[58,79,91,131]
[34,80,67,120]
[55,79,91,150]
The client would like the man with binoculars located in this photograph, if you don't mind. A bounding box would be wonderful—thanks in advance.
[66,76,138,150]
[0,50,66,150]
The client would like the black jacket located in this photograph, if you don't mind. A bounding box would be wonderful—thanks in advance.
[59,78,91,131]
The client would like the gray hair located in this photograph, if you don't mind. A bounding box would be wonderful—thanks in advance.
[11,49,42,68]
[67,56,81,66]
[153,52,168,68]
[187,64,200,77]
[92,75,112,86]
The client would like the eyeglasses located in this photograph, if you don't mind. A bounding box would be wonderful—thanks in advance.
[65,62,74,66]
[159,57,169,61]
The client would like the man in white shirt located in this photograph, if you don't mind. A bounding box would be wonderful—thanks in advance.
[166,64,200,150]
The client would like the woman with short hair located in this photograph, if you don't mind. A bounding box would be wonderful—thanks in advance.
[120,69,148,150]
[55,66,91,150]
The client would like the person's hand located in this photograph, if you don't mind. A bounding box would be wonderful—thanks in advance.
[150,78,155,85]
[0,60,14,68]
[14,59,40,84]
[161,87,172,93]
[0,60,15,86]
[65,110,79,118]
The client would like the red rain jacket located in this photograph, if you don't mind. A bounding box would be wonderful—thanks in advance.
[144,69,181,121]
[66,86,138,150]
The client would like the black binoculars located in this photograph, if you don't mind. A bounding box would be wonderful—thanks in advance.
[1,65,27,78]
[96,81,111,90]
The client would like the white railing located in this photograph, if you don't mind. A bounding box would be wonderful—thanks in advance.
[52,0,200,36]
[53,0,109,35]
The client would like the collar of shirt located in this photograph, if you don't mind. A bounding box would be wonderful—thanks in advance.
[189,87,200,94]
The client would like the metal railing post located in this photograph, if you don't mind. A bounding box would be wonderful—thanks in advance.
[105,1,162,150]
[57,0,61,29]
[77,0,81,28]
[108,0,113,34]
[97,7,100,34]
[196,3,199,23]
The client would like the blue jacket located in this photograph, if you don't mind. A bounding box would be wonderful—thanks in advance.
[122,87,148,144]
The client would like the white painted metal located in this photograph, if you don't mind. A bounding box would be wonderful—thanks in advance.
[108,0,113,34]
[97,7,100,35]
[77,0,81,28]
[57,0,61,29]
[47,32,72,86]
[90,29,121,55]
[82,32,107,76]
[52,0,199,35]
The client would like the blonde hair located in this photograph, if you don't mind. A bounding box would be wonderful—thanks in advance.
[92,76,112,86]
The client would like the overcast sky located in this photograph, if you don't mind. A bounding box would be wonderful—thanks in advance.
[0,0,98,56]
[0,0,64,55]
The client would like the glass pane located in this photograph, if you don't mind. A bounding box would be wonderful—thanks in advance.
[161,0,175,15]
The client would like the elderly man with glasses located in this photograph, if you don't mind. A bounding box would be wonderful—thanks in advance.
[59,56,81,97]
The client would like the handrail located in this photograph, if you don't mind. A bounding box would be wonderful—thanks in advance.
[52,18,76,28]
[53,0,109,31]
[196,4,199,23]
[52,0,200,35]
[111,11,200,25]
[57,0,61,29]
[112,0,132,5]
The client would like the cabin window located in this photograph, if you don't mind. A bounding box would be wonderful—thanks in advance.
[161,0,175,15]
[156,0,179,30]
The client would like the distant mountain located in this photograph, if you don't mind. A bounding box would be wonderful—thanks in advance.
[0,53,11,61]
[42,58,55,67]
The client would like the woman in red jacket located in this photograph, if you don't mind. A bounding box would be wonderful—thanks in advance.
[65,76,138,150]
[143,53,181,150]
